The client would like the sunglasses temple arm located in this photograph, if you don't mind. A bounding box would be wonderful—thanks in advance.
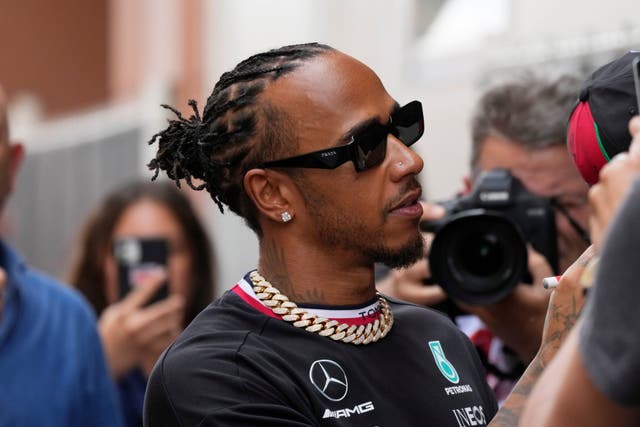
[553,201,592,245]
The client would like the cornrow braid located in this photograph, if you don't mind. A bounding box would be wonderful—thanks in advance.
[148,42,333,234]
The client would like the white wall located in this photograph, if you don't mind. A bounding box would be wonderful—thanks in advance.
[510,0,640,39]
[204,0,414,100]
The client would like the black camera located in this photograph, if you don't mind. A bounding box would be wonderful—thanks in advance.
[421,169,558,305]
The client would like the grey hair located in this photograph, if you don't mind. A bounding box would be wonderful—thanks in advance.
[470,74,581,177]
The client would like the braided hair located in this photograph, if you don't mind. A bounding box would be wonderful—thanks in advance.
[148,42,333,234]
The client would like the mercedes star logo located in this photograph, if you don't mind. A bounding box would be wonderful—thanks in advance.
[309,359,349,402]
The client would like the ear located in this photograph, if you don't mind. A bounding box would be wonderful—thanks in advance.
[8,142,24,192]
[243,169,296,224]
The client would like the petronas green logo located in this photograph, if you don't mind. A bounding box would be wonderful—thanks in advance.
[428,341,459,384]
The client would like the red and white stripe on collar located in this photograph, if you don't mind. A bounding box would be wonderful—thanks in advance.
[232,277,382,326]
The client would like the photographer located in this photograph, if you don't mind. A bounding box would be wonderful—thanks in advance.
[379,75,590,400]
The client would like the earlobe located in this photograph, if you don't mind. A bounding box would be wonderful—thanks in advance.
[244,169,294,224]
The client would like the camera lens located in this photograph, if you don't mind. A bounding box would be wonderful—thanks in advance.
[429,209,528,305]
[457,232,503,277]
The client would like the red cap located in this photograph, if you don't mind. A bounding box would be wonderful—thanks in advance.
[567,101,609,186]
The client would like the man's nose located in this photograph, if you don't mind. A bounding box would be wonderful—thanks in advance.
[387,136,423,180]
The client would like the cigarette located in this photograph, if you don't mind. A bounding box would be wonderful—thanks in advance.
[542,276,562,289]
[542,256,600,290]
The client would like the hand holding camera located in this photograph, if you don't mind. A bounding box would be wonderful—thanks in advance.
[381,169,558,362]
[421,169,558,305]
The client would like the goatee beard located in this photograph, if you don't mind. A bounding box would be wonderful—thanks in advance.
[368,231,425,269]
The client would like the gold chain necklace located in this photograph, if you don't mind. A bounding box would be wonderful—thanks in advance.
[249,271,394,345]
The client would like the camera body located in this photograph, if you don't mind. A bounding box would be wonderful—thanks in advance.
[422,169,558,304]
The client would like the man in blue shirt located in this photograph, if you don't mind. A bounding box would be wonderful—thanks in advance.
[0,84,124,427]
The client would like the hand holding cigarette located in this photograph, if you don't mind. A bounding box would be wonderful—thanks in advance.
[536,245,596,366]
[542,255,599,290]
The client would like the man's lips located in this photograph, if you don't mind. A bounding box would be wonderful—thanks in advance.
[389,188,423,214]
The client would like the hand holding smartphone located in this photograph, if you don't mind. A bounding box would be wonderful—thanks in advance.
[113,237,170,305]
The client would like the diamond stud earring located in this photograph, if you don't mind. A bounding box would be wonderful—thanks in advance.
[281,211,292,223]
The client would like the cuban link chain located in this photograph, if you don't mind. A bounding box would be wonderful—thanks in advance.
[249,271,393,345]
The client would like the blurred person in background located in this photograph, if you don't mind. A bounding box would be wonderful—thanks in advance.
[67,180,216,427]
[515,51,640,427]
[0,84,123,426]
[379,75,590,401]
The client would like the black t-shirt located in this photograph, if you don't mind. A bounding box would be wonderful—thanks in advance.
[144,274,498,426]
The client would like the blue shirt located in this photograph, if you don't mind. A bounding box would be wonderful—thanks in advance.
[118,368,147,427]
[0,240,124,427]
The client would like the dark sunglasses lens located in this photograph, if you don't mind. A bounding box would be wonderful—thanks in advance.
[354,124,388,171]
[393,101,424,146]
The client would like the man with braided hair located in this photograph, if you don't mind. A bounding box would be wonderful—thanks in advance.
[143,43,498,426]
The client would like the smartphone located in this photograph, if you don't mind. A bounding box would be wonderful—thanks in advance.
[633,56,640,113]
[113,237,169,305]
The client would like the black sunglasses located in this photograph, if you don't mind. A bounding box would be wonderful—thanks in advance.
[260,100,424,172]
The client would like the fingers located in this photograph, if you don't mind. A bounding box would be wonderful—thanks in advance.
[390,260,446,306]
[396,283,447,306]
[527,245,554,285]
[546,246,595,323]
[98,290,184,378]
[391,258,429,282]
[557,245,597,290]
[130,300,183,349]
[629,115,640,138]
[421,201,446,222]
[628,116,640,160]
[537,247,595,365]
[119,269,168,311]
[120,295,184,355]
[377,258,447,306]
[125,295,185,337]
